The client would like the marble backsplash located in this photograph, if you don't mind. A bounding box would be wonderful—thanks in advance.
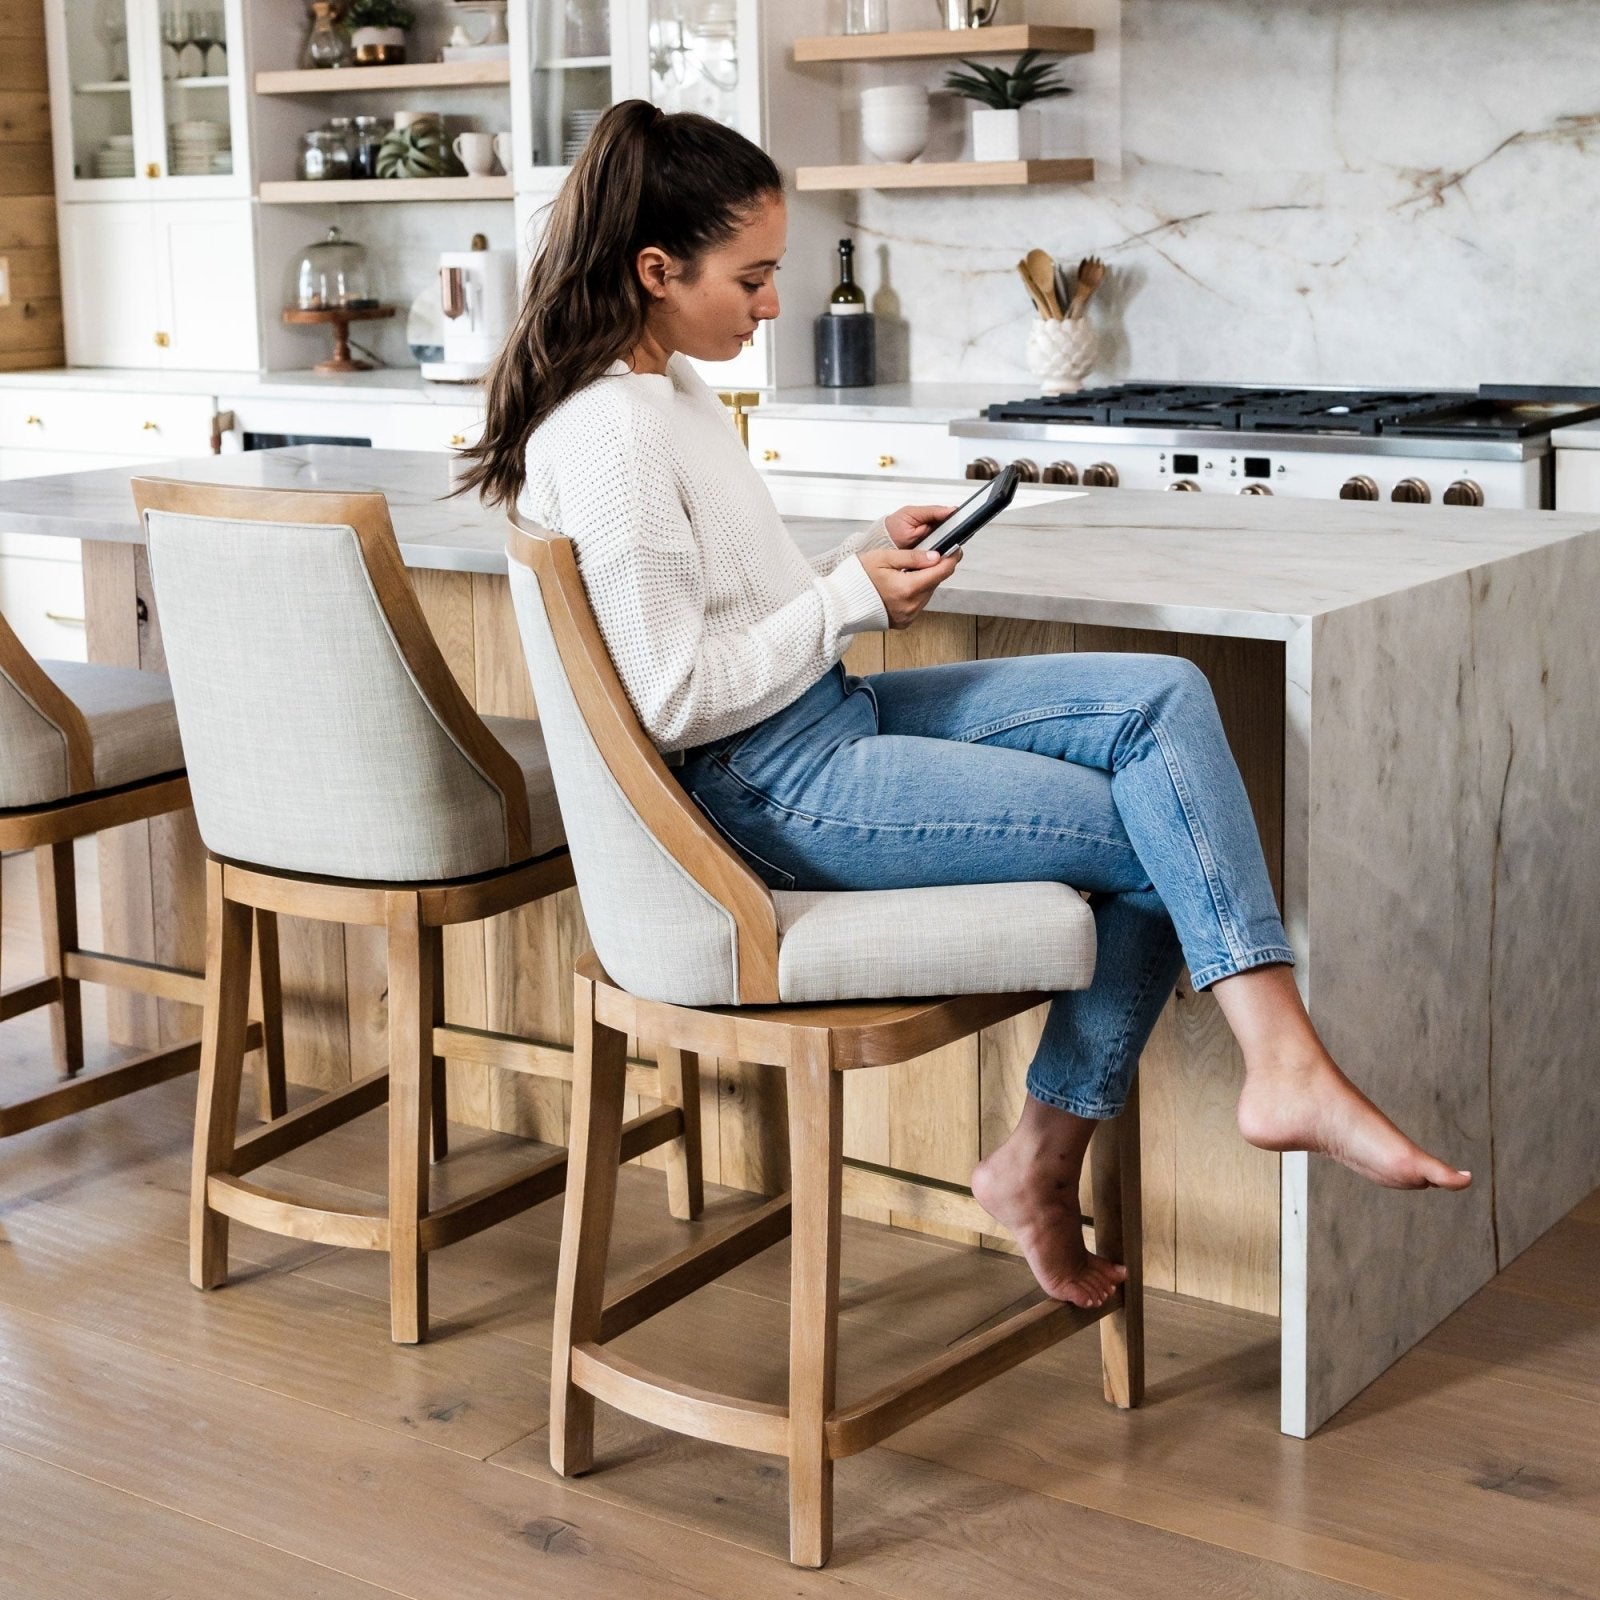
[850,0,1600,388]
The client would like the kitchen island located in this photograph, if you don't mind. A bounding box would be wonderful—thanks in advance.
[4,445,1597,1439]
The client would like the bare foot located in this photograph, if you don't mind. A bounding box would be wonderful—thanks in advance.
[971,1146,1126,1309]
[1237,1052,1472,1191]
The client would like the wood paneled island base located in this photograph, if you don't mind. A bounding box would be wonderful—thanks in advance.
[9,445,1598,1437]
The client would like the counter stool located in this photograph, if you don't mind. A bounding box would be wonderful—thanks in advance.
[1,609,284,1135]
[507,514,1144,1568]
[132,478,696,1346]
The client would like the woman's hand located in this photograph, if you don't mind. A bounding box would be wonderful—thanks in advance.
[860,545,962,630]
[884,503,957,549]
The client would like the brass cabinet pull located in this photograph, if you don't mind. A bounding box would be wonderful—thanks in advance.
[45,611,87,627]
[25,414,42,426]
[449,433,467,447]
[877,454,895,469]
[142,420,160,431]
[154,331,170,348]
[146,162,160,178]
[761,448,779,462]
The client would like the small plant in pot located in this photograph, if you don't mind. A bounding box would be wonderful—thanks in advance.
[345,0,414,65]
[944,50,1073,163]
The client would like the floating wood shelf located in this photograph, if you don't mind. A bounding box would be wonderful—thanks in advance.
[796,158,1094,192]
[258,176,513,203]
[793,25,1093,64]
[255,60,512,94]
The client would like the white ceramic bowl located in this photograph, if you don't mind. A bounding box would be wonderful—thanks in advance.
[860,86,930,163]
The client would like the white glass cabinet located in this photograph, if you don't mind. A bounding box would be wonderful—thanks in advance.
[44,0,251,200]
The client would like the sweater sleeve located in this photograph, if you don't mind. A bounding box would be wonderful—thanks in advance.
[557,405,887,752]
[809,515,894,578]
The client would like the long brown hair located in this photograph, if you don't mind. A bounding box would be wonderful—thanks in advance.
[456,100,782,508]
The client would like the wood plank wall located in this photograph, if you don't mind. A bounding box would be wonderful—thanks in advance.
[0,0,61,371]
[83,548,1285,1318]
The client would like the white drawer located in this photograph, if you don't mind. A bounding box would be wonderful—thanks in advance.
[0,389,217,457]
[747,416,966,480]
[0,552,88,663]
[378,405,484,454]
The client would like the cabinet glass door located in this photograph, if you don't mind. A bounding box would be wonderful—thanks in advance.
[146,2,237,185]
[60,0,140,188]
[645,0,741,131]
[524,0,615,176]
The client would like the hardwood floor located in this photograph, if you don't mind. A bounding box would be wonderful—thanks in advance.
[2,849,1597,1598]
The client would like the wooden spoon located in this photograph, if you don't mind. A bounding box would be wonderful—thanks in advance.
[1066,255,1105,320]
[1015,259,1053,321]
[1024,248,1063,319]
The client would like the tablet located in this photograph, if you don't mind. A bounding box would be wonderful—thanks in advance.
[914,464,1022,556]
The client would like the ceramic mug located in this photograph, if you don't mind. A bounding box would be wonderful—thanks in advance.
[492,131,514,175]
[453,131,496,177]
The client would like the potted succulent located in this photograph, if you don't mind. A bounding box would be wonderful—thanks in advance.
[944,49,1073,163]
[345,0,414,65]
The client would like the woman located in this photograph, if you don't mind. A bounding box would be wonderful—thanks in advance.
[460,102,1471,1310]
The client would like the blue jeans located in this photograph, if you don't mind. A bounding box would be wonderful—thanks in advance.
[675,653,1294,1119]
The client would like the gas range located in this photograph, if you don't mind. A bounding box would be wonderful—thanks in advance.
[951,384,1600,509]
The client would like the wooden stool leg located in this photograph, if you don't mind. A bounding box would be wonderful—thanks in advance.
[251,910,288,1123]
[786,1036,843,1569]
[385,893,433,1345]
[549,968,628,1478]
[34,842,84,1079]
[192,860,254,1290]
[657,1046,703,1222]
[1090,1076,1145,1410]
[429,926,448,1165]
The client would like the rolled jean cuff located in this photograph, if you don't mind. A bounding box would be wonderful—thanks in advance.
[1023,1073,1128,1122]
[1187,944,1297,993]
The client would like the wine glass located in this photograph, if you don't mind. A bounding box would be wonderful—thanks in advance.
[94,0,128,81]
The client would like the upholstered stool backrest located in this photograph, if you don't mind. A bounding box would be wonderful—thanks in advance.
[506,512,780,1005]
[0,610,93,809]
[134,478,532,883]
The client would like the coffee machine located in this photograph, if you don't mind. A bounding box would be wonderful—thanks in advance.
[420,233,516,383]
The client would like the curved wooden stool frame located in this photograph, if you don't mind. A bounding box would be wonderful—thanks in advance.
[509,520,1144,1569]
[1,614,284,1139]
[132,479,705,1347]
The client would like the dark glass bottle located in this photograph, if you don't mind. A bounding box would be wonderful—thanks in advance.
[815,238,875,387]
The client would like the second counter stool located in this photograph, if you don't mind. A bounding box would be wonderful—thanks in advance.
[131,477,698,1344]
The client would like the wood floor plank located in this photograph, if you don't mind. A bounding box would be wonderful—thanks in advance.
[0,1443,407,1600]
[0,1302,876,1600]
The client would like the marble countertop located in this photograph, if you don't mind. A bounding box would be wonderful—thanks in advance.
[0,367,481,408]
[1552,420,1600,451]
[3,444,1595,641]
[752,382,1032,425]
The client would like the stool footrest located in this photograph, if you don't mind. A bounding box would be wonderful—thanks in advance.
[229,1069,390,1175]
[62,949,205,1006]
[601,1193,793,1343]
[0,976,59,1023]
[0,1037,202,1137]
[571,1341,789,1455]
[419,1145,569,1251]
[433,1022,662,1098]
[208,1174,390,1250]
[825,1290,1114,1459]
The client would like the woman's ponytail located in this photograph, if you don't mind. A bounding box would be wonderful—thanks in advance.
[458,100,781,508]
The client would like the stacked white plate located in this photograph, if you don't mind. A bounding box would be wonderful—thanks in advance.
[562,108,603,164]
[169,119,227,175]
[92,134,135,178]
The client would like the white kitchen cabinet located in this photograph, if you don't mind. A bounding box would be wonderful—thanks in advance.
[746,414,967,481]
[60,199,259,371]
[0,535,90,664]
[1555,447,1600,511]
[43,0,251,201]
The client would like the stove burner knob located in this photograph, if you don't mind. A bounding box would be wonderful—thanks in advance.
[1083,462,1120,488]
[1443,479,1485,507]
[1167,479,1201,492]
[1012,458,1041,483]
[965,456,1001,481]
[1239,484,1274,496]
[1339,475,1380,501]
[1042,460,1079,485]
[1391,477,1432,504]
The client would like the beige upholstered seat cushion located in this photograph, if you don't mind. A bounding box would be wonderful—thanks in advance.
[0,660,184,810]
[772,881,1096,1004]
[480,715,566,860]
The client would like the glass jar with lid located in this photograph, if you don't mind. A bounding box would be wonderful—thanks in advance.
[299,129,352,181]
[285,226,379,311]
[351,115,387,179]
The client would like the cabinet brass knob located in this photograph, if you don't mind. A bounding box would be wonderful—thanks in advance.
[142,420,160,431]
[762,449,779,462]
[449,433,467,447]
[877,454,895,469]
[24,414,42,426]
[146,162,160,179]
[154,331,170,348]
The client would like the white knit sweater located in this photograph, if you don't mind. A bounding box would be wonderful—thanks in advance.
[518,355,891,753]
